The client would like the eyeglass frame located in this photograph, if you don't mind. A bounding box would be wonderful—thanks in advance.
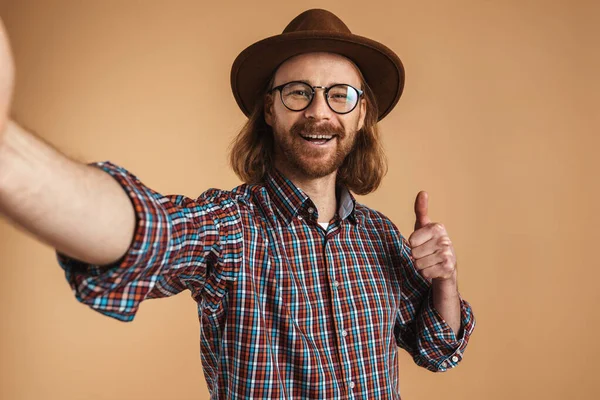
[269,81,365,115]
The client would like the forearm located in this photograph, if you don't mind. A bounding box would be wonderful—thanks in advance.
[0,120,135,265]
[431,275,462,336]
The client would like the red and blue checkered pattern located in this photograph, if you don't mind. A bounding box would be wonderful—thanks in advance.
[57,162,475,399]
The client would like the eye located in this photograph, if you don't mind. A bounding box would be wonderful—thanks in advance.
[282,83,313,99]
[289,90,310,97]
[329,86,351,98]
[329,92,349,103]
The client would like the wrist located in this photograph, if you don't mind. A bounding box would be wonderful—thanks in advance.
[432,273,459,297]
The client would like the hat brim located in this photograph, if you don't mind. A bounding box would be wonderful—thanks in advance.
[231,31,405,121]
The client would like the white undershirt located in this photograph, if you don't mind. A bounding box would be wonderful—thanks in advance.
[318,222,329,230]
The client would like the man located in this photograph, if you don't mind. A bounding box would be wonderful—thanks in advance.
[0,8,474,399]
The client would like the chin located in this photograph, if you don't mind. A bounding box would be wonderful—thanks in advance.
[294,156,341,179]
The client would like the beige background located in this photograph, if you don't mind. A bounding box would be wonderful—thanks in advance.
[0,0,598,399]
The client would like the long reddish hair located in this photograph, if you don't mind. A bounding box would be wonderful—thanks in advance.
[229,78,387,195]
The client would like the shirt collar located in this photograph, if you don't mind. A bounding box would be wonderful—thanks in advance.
[263,169,358,226]
[337,185,357,221]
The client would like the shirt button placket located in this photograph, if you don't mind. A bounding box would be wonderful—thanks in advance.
[340,326,353,393]
[325,242,353,397]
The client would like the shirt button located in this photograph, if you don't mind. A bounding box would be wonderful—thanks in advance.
[307,207,315,214]
[332,281,339,289]
[341,330,348,337]
[349,381,355,389]
[441,361,448,368]
[452,355,459,363]
[297,215,303,220]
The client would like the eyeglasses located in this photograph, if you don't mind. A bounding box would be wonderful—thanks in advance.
[270,81,364,115]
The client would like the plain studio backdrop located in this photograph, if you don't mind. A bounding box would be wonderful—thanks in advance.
[0,1,598,399]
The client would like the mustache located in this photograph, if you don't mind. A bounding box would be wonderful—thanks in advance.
[289,120,345,138]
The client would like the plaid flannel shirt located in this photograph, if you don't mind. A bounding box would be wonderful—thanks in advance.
[57,162,475,399]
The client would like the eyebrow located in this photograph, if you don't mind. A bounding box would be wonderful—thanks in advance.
[280,79,359,88]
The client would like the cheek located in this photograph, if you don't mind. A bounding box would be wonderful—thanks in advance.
[271,116,291,142]
[267,95,293,129]
[272,109,298,133]
[340,115,361,135]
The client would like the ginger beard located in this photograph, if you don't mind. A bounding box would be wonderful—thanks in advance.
[271,118,359,179]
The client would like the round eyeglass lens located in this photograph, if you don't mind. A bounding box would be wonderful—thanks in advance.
[328,84,359,113]
[281,82,313,111]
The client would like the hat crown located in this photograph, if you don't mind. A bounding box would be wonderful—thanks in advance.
[283,9,351,35]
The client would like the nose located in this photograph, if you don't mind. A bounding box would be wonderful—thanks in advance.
[303,87,333,121]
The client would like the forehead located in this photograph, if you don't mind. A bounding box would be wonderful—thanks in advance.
[273,52,363,86]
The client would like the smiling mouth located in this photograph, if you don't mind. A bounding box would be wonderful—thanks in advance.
[300,134,335,144]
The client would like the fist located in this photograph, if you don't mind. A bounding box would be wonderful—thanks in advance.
[0,18,14,137]
[408,191,457,282]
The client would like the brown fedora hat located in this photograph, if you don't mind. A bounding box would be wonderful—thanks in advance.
[230,9,405,121]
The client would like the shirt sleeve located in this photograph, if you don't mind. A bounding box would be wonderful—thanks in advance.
[56,161,243,322]
[392,234,476,372]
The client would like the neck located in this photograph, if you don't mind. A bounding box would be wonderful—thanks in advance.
[275,164,338,223]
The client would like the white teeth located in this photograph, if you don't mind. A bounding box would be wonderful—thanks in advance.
[303,135,333,139]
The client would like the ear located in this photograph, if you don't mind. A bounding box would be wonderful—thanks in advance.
[357,97,366,131]
[264,94,274,127]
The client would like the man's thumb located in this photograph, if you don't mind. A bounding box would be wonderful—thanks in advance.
[414,191,431,231]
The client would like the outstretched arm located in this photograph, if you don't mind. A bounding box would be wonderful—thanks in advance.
[0,19,135,266]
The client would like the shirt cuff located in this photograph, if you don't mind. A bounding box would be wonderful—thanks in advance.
[416,292,476,372]
[56,161,171,321]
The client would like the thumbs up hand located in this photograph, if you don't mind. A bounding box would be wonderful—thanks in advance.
[408,191,457,283]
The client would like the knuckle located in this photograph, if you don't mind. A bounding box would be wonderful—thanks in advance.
[430,223,445,235]
[438,236,452,247]
[420,268,432,280]
[443,260,455,271]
